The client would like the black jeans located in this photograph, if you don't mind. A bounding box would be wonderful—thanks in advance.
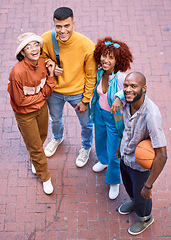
[120,159,152,221]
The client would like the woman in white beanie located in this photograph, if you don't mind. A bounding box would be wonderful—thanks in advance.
[7,32,56,194]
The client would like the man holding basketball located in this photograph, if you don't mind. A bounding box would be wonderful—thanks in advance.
[115,72,167,235]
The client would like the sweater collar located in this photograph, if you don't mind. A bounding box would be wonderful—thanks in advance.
[23,58,39,70]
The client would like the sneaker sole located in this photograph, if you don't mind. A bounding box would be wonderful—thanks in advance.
[43,179,54,195]
[128,218,154,235]
[109,191,119,200]
[118,201,134,215]
[118,207,132,215]
[76,158,89,168]
[31,165,36,175]
[43,188,54,195]
[32,170,36,175]
[92,165,108,172]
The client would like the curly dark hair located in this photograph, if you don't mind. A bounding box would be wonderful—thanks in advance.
[94,37,133,73]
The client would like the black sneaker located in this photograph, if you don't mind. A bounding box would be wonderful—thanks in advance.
[128,217,154,235]
[118,200,134,215]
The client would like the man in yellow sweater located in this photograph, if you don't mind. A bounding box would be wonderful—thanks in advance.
[41,7,97,167]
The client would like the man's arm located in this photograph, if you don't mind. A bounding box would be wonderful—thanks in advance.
[82,50,97,104]
[41,32,63,77]
[75,48,97,114]
[141,146,167,199]
[115,90,125,101]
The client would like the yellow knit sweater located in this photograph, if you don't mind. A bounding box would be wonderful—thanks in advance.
[41,30,97,103]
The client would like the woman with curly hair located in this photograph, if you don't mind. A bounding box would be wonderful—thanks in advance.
[91,37,133,199]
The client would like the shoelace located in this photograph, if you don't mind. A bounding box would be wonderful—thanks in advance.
[79,149,89,162]
[47,139,59,151]
[49,139,57,145]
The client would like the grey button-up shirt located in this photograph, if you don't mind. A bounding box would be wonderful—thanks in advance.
[120,95,167,171]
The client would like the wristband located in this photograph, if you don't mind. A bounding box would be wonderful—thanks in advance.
[144,183,153,190]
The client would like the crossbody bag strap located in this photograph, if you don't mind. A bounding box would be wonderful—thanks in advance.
[51,29,61,67]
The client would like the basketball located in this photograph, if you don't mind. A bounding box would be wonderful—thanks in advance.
[135,139,155,169]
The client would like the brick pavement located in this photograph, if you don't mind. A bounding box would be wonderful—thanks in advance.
[0,0,171,239]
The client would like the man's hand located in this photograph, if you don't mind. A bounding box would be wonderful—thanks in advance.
[111,97,122,114]
[75,102,88,113]
[54,65,63,76]
[141,186,152,199]
[140,146,167,199]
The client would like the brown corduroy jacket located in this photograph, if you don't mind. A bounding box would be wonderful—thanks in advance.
[8,58,55,114]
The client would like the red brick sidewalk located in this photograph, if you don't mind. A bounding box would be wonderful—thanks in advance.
[0,0,171,239]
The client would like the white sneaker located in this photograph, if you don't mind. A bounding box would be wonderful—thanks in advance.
[31,164,36,174]
[44,138,63,157]
[109,184,120,199]
[43,178,54,195]
[76,148,91,167]
[92,162,108,172]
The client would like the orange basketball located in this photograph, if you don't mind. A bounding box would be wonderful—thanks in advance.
[135,139,155,169]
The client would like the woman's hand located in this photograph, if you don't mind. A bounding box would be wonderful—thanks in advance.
[116,146,121,161]
[45,59,56,76]
[111,97,122,114]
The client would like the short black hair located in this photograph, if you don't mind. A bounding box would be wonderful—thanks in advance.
[53,7,73,20]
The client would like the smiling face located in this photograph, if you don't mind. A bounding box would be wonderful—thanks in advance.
[123,73,147,104]
[21,41,40,65]
[54,17,75,42]
[100,51,116,74]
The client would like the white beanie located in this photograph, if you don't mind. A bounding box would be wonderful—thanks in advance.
[15,32,43,58]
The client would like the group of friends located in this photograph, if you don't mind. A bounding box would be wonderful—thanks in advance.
[7,7,167,236]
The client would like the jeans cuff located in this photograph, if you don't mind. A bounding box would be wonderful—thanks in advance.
[136,213,152,222]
